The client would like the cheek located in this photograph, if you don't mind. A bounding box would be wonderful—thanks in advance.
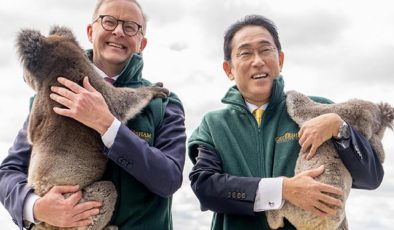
[233,63,248,76]
[91,34,102,48]
[267,60,282,75]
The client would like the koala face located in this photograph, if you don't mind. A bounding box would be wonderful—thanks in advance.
[16,26,85,91]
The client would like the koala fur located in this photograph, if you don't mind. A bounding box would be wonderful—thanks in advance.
[266,90,393,230]
[16,26,169,230]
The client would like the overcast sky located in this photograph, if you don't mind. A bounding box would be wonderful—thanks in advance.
[1,0,393,229]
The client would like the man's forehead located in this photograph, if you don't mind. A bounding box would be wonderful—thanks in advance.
[98,0,142,18]
[232,26,274,49]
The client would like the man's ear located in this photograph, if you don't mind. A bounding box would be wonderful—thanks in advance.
[223,61,234,81]
[139,37,147,52]
[279,51,284,72]
[87,24,93,43]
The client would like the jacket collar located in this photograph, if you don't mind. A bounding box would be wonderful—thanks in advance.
[221,75,285,112]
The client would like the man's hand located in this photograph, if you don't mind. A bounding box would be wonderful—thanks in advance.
[282,165,343,217]
[33,185,102,228]
[298,113,343,159]
[50,77,115,135]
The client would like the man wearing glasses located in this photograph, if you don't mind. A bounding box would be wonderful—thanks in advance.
[0,0,186,229]
[188,15,383,229]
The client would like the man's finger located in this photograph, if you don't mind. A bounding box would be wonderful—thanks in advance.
[83,77,96,92]
[306,145,318,160]
[72,208,100,222]
[320,183,344,197]
[310,206,327,217]
[72,219,93,227]
[53,107,74,118]
[298,127,304,140]
[318,193,342,208]
[74,200,102,214]
[304,165,325,178]
[66,191,83,206]
[300,138,309,153]
[300,135,313,154]
[51,86,77,101]
[50,93,73,109]
[51,185,80,194]
[298,132,306,146]
[313,201,336,216]
[58,77,83,94]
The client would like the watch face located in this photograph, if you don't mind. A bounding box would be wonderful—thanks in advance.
[341,123,350,139]
[344,126,350,138]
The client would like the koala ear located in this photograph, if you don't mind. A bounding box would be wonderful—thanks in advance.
[16,29,45,73]
[49,25,76,40]
[286,90,317,125]
[379,102,394,130]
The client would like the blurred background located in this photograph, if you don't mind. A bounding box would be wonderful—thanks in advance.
[0,0,393,229]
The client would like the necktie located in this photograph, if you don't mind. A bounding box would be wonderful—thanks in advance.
[104,77,115,85]
[253,109,264,127]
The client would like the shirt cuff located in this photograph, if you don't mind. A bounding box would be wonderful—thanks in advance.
[101,118,121,148]
[23,192,41,224]
[253,177,284,211]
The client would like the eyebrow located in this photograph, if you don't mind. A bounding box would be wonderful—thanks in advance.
[236,40,274,50]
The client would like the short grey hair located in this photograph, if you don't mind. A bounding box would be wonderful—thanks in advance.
[92,0,148,34]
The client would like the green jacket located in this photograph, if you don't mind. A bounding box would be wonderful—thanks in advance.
[188,76,330,230]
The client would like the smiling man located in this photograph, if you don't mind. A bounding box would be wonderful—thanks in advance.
[188,15,383,230]
[0,0,186,229]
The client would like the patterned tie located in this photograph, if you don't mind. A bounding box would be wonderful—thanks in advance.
[104,77,115,85]
[253,108,264,127]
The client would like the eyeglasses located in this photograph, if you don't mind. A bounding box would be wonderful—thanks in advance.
[235,45,277,62]
[94,15,143,36]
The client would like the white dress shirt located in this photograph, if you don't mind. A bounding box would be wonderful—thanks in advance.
[244,101,285,211]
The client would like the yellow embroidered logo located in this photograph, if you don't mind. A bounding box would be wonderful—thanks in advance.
[275,132,299,143]
[133,130,152,141]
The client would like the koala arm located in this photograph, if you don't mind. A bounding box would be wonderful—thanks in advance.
[333,125,384,189]
[103,102,186,198]
[0,118,34,229]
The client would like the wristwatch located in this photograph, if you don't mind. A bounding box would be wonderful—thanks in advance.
[335,121,350,140]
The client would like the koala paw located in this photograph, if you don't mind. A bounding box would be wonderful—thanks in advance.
[150,82,169,98]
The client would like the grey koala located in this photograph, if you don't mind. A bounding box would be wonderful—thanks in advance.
[16,26,169,230]
[267,90,393,230]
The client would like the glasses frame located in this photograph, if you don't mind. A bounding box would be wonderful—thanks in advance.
[235,45,277,62]
[94,15,143,36]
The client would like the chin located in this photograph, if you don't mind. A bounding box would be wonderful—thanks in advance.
[104,54,129,65]
[255,83,271,92]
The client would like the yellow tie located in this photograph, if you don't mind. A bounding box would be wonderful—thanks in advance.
[253,109,264,127]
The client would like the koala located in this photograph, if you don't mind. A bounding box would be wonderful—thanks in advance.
[266,90,393,230]
[16,26,169,230]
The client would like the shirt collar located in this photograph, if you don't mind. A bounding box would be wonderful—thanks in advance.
[245,101,269,113]
[92,64,121,81]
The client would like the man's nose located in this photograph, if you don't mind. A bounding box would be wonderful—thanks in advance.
[112,23,125,37]
[251,52,265,66]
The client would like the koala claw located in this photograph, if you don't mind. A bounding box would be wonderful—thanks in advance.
[149,83,169,98]
[152,82,164,88]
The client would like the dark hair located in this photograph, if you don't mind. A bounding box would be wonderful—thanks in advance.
[223,15,281,61]
[92,0,147,34]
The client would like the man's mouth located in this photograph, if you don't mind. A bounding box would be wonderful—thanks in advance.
[251,73,268,79]
[107,42,126,49]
